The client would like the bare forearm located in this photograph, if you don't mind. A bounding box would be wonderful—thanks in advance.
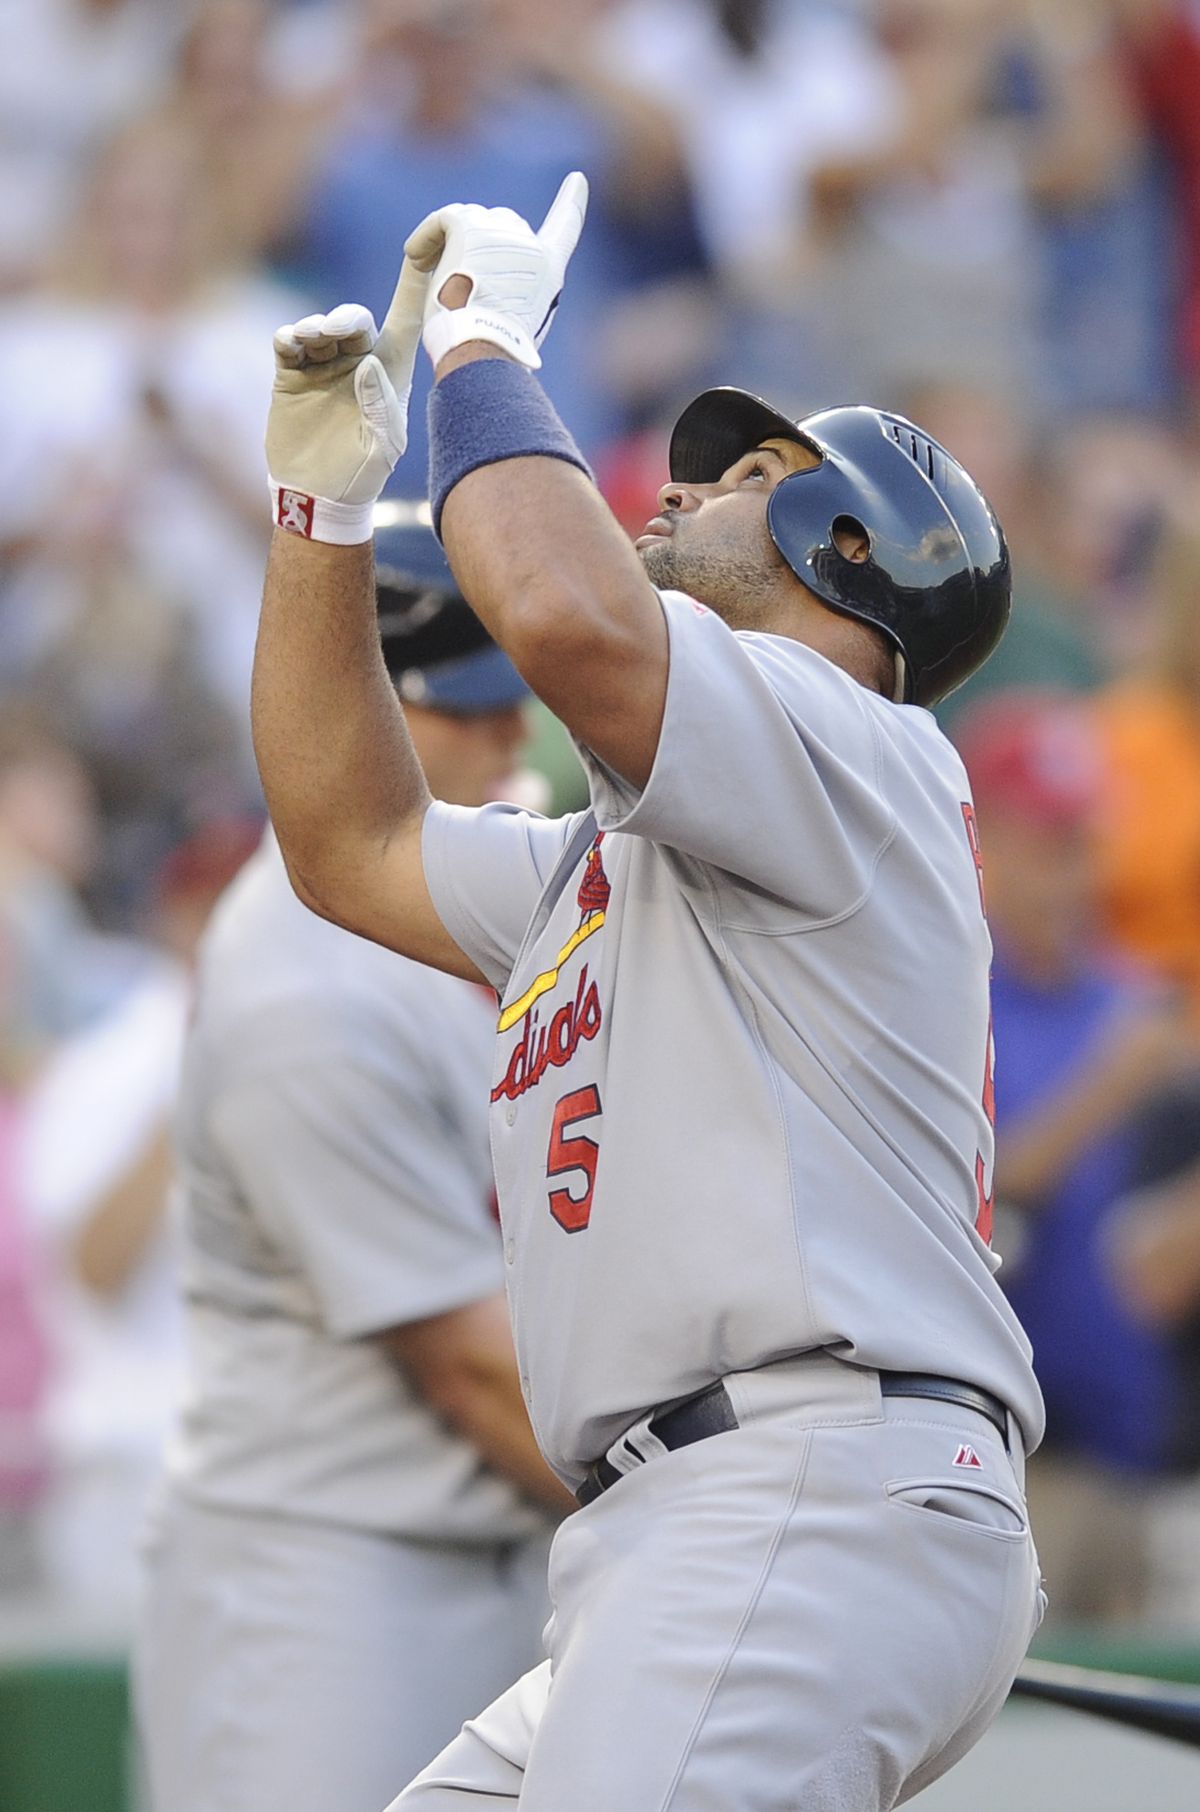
[387,1294,575,1513]
[432,346,666,779]
[438,351,652,646]
[252,531,429,912]
[75,1124,173,1298]
[437,1367,576,1515]
[998,1065,1148,1205]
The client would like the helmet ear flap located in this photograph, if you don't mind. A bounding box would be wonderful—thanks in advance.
[831,514,870,563]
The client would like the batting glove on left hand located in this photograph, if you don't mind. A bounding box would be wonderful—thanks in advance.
[266,256,429,543]
[406,171,589,371]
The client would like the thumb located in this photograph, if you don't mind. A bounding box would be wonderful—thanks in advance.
[405,203,464,273]
[355,352,400,425]
[536,171,588,264]
[355,353,408,462]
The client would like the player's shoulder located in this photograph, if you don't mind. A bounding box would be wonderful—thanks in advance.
[196,833,482,1046]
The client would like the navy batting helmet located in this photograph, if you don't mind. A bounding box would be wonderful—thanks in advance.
[373,501,529,713]
[668,389,1011,708]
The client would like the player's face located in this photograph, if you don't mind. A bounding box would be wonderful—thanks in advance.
[635,437,838,628]
[405,703,529,807]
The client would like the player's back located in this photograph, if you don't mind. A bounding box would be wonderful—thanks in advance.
[166,833,543,1544]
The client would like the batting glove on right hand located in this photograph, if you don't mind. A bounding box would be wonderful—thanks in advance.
[405,170,589,371]
[266,256,429,544]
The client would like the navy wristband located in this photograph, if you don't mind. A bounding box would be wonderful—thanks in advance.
[427,358,593,536]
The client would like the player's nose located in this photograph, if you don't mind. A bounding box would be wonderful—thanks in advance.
[656,479,703,514]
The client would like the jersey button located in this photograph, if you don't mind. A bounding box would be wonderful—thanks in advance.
[505,1102,517,1126]
[504,1238,515,1265]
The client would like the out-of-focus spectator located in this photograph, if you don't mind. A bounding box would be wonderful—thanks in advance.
[902,383,1108,734]
[1118,0,1200,408]
[804,0,1156,410]
[595,0,895,290]
[19,818,259,1614]
[0,929,51,1596]
[1007,0,1171,413]
[1111,1104,1200,1334]
[289,0,700,487]
[0,117,302,741]
[1092,503,1200,1011]
[139,0,344,268]
[805,0,1042,402]
[1019,409,1185,675]
[960,691,1200,1623]
[0,712,147,1041]
[593,0,897,410]
[0,0,182,291]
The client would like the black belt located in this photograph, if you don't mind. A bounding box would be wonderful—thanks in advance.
[576,1371,1009,1508]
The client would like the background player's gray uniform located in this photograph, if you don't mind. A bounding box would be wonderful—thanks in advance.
[392,592,1045,1812]
[134,835,553,1812]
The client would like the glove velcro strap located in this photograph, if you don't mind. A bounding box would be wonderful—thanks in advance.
[423,303,540,371]
[428,358,592,536]
[268,481,375,546]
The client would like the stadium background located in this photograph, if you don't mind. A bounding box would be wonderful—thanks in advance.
[2,2,1200,1807]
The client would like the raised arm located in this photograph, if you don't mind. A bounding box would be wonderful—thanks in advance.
[254,174,667,965]
[251,266,481,974]
[435,372,668,790]
[405,177,669,788]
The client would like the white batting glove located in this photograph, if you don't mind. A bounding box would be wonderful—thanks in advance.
[405,171,589,372]
[266,257,429,544]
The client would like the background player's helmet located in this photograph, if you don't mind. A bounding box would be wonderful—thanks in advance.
[668,388,1011,708]
[373,500,529,712]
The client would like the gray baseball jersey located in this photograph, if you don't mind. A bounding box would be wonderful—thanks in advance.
[165,833,546,1544]
[422,590,1044,1486]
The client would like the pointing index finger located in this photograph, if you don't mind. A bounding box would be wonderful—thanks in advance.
[536,171,588,262]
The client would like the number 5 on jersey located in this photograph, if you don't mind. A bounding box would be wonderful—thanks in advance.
[547,1085,602,1233]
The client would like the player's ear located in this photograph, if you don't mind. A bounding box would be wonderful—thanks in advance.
[832,515,870,564]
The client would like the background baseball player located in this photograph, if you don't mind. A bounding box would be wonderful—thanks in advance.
[133,506,572,1812]
[251,176,1045,1810]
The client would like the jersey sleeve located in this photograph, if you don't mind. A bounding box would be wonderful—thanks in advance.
[422,799,583,991]
[579,590,898,917]
[205,1008,504,1340]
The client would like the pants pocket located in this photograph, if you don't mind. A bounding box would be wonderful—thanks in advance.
[885,1475,1029,1539]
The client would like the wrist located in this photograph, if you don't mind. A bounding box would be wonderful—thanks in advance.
[268,479,375,546]
[434,342,521,383]
[427,358,592,534]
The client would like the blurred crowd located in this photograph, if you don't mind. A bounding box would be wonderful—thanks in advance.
[4,0,1200,1637]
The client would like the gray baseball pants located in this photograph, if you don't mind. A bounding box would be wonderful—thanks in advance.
[134,1493,550,1812]
[387,1354,1043,1812]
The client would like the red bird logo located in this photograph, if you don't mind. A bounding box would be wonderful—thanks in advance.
[576,832,610,914]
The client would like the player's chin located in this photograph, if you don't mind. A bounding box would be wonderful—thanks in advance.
[637,537,676,588]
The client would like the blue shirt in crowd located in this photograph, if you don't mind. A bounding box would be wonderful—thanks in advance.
[992,949,1182,1474]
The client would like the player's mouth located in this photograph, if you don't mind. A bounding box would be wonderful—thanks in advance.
[634,516,673,548]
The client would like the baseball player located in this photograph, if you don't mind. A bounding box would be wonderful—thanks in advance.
[252,175,1045,1810]
[133,506,573,1812]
